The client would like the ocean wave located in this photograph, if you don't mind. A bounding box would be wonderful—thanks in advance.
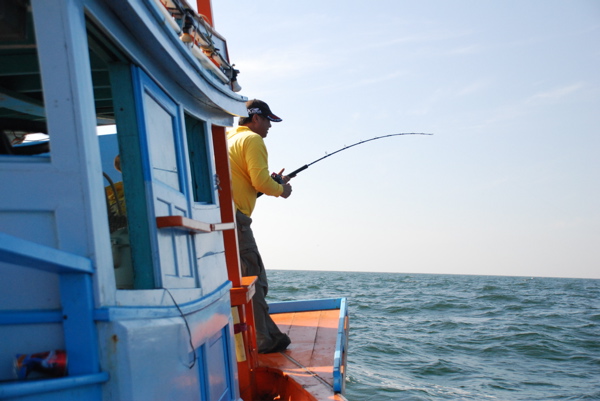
[267,271,600,400]
[476,293,522,302]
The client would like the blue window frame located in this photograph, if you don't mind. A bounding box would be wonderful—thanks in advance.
[184,114,214,204]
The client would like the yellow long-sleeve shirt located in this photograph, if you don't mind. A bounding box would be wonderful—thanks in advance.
[227,126,283,216]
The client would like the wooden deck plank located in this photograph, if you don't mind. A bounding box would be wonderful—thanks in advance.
[308,309,340,382]
[270,307,295,334]
[265,309,341,386]
[286,310,320,360]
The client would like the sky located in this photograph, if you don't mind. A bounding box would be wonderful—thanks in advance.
[208,1,600,279]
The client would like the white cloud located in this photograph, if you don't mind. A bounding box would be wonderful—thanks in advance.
[478,82,586,127]
[445,44,483,56]
[456,79,492,96]
[234,48,328,79]
[525,83,585,105]
[374,29,473,49]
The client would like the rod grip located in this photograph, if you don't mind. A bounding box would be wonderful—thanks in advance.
[256,164,308,198]
[288,164,308,178]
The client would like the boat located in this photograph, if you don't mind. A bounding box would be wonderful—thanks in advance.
[0,0,349,400]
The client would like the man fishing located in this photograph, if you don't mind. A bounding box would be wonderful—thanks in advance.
[227,99,292,354]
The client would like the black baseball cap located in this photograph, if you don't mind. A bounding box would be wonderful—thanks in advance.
[246,99,282,122]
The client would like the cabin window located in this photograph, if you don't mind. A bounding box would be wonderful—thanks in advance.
[85,21,137,289]
[0,0,50,158]
[185,114,214,204]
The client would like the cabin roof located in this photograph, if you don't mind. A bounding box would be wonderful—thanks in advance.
[0,0,246,140]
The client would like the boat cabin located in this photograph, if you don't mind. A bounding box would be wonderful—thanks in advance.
[1,0,247,399]
[0,1,348,400]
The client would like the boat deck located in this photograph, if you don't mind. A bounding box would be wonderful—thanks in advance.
[257,299,348,401]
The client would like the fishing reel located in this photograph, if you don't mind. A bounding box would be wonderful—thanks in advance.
[257,172,285,198]
[270,172,284,184]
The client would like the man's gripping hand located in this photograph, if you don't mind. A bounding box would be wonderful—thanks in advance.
[280,183,292,199]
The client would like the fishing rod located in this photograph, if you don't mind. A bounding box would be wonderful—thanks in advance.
[258,132,432,197]
[284,132,432,179]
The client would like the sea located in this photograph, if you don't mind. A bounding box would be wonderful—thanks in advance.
[265,270,600,401]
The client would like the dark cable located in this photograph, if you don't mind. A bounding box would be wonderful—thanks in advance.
[165,288,197,369]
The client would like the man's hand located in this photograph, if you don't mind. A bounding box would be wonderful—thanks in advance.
[280,183,292,198]
[277,168,291,184]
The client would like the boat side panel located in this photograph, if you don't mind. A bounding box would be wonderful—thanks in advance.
[202,327,235,401]
[97,291,236,401]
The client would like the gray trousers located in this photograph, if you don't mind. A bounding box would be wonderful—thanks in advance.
[235,210,288,353]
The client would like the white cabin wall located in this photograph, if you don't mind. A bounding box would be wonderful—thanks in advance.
[1,0,241,308]
[31,0,116,305]
[0,200,61,304]
[195,231,229,292]
[0,0,118,378]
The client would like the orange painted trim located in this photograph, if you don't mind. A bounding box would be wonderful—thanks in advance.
[212,222,236,231]
[230,276,257,306]
[156,215,211,233]
[196,0,214,26]
[255,367,348,401]
[156,216,235,233]
[229,283,260,400]
[212,124,242,287]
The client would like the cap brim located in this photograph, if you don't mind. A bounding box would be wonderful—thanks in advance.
[266,114,282,122]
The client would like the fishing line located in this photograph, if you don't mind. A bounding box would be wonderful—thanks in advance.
[285,133,433,178]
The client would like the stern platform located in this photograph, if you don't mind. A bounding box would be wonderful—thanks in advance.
[256,299,349,401]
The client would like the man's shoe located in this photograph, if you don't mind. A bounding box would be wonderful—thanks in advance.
[271,334,291,353]
[258,334,291,354]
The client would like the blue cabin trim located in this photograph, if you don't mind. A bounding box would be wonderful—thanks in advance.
[0,232,93,275]
[94,281,232,321]
[0,372,110,399]
[0,234,104,398]
[0,310,63,325]
[267,297,344,314]
[333,297,349,393]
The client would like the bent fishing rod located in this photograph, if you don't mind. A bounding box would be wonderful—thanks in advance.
[258,132,432,197]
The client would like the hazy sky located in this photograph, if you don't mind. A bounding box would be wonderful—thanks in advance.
[209,1,600,279]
